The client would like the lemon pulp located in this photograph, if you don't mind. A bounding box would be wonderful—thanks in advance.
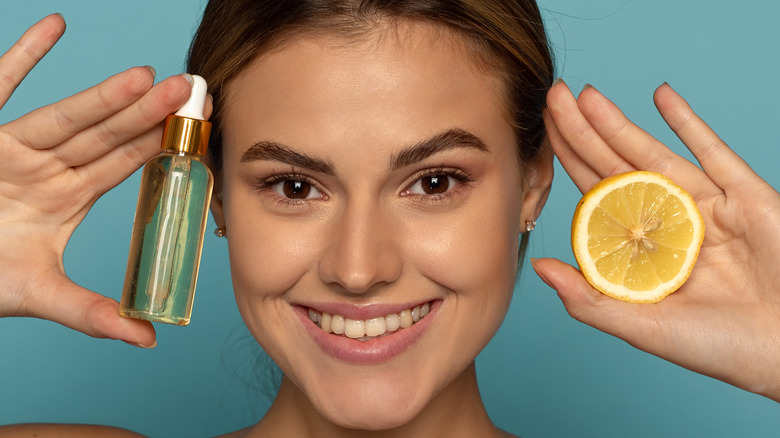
[572,171,704,303]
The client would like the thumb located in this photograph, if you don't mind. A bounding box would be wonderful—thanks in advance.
[24,272,157,348]
[530,257,648,342]
[530,257,602,316]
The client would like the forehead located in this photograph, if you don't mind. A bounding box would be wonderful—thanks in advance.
[221,20,513,160]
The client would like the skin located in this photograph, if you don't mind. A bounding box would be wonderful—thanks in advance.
[534,80,780,401]
[3,9,780,438]
[208,22,551,436]
[0,14,187,347]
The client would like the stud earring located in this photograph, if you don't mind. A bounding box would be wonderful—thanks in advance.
[525,220,536,232]
[217,192,223,200]
[214,227,226,238]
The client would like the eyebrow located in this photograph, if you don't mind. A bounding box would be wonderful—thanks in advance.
[240,141,335,175]
[389,128,489,170]
[239,128,488,173]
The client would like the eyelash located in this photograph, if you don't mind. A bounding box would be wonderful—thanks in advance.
[253,166,475,206]
[401,167,475,203]
[254,169,325,207]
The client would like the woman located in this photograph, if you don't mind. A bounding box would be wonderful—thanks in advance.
[1,1,779,436]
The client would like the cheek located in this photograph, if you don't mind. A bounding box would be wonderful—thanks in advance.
[409,219,517,290]
[402,180,521,356]
[407,183,521,299]
[223,191,325,307]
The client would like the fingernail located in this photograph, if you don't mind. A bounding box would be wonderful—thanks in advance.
[54,12,64,19]
[181,73,194,84]
[124,339,157,349]
[552,78,563,86]
[582,83,594,92]
[143,65,156,79]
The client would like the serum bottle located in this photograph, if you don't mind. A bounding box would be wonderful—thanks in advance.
[119,75,213,326]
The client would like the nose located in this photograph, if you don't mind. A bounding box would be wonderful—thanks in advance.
[318,200,402,295]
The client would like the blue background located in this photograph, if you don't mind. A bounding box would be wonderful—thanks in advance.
[1,1,778,436]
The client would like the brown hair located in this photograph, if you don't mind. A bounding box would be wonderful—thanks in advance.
[187,0,554,172]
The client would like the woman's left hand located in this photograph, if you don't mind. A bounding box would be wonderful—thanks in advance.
[533,80,780,401]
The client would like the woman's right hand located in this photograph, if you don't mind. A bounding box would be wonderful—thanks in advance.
[0,14,195,347]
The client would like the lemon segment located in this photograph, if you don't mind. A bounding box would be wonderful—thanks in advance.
[572,171,705,303]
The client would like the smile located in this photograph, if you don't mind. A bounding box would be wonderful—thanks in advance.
[296,300,439,364]
[307,302,432,342]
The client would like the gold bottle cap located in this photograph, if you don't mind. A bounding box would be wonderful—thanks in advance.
[161,114,211,155]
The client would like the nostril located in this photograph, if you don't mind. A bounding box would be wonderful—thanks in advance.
[317,207,403,294]
[318,253,401,295]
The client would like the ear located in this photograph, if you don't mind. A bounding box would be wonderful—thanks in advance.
[199,94,226,230]
[209,182,226,231]
[518,140,554,232]
[201,152,226,230]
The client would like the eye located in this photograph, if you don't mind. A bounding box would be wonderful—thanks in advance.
[408,174,454,195]
[402,168,474,198]
[254,170,327,203]
[271,178,323,200]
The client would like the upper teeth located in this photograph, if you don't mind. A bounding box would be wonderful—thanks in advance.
[308,303,431,340]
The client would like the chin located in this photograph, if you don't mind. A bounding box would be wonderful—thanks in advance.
[305,371,432,431]
[315,395,424,431]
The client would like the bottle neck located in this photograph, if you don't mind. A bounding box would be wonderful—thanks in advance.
[162,149,200,158]
[161,114,211,156]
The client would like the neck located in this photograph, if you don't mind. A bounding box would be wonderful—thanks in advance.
[242,362,503,438]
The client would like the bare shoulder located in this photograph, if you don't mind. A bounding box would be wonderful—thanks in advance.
[0,424,146,437]
[213,427,252,438]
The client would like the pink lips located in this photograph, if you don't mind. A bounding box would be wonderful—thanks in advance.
[294,301,440,365]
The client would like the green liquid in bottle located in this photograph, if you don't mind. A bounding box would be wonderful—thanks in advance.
[120,152,213,325]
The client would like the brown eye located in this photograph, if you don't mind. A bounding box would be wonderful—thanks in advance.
[421,175,449,194]
[403,170,469,198]
[282,180,311,199]
[270,178,322,200]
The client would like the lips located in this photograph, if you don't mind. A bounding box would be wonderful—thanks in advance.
[295,300,439,364]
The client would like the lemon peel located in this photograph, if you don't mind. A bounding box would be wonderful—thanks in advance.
[571,171,705,303]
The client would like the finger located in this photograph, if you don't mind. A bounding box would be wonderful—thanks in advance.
[76,124,166,194]
[23,273,156,347]
[546,80,635,180]
[653,83,759,191]
[531,257,603,314]
[53,74,192,167]
[577,85,718,198]
[0,14,65,108]
[531,257,660,345]
[544,108,601,193]
[2,66,159,150]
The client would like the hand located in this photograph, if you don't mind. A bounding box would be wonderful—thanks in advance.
[0,14,197,347]
[533,79,780,401]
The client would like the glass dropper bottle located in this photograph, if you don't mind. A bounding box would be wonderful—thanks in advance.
[119,75,213,326]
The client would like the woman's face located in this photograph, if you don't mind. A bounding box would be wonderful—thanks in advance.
[217,22,548,429]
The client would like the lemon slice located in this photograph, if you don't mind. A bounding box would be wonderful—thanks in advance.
[571,171,705,303]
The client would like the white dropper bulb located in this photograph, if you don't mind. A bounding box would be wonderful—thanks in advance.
[174,74,208,120]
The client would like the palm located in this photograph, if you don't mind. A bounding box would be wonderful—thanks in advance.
[0,14,193,346]
[1,133,90,232]
[535,80,780,400]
